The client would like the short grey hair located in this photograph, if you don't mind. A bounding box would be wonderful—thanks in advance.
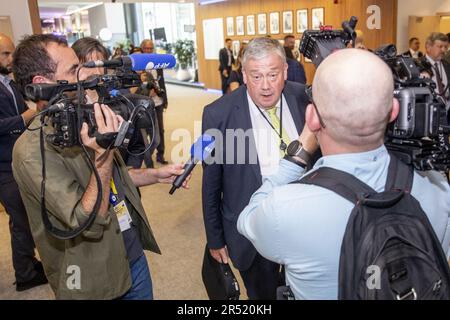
[242,37,286,67]
[425,32,448,46]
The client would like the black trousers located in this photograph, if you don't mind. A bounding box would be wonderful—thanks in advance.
[0,173,37,282]
[144,105,165,167]
[220,69,231,94]
[239,252,281,300]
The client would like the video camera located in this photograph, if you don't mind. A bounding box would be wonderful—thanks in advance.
[25,65,156,150]
[299,17,450,172]
[23,54,175,240]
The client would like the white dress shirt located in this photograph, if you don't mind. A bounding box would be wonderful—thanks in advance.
[247,92,298,176]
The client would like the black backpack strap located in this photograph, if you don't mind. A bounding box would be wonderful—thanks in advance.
[385,154,414,192]
[293,167,376,205]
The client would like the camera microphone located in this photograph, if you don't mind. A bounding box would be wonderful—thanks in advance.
[169,134,215,195]
[83,53,176,71]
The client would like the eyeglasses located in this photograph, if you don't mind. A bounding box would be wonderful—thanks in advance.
[305,85,326,128]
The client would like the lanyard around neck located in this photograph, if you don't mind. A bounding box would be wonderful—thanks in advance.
[252,96,287,152]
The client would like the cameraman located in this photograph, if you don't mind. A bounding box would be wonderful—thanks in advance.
[11,34,189,299]
[237,49,450,299]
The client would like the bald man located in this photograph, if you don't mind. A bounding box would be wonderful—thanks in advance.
[237,49,450,299]
[0,33,46,291]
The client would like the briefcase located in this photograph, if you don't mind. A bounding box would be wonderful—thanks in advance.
[201,245,240,300]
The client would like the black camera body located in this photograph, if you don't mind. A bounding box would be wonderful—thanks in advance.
[44,94,156,149]
[25,68,157,150]
[299,17,450,172]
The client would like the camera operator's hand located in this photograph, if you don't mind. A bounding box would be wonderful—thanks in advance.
[80,103,122,156]
[128,163,192,188]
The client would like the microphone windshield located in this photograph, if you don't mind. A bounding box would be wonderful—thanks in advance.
[190,134,215,161]
[129,53,176,71]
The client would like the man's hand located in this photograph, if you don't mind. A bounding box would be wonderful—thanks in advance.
[21,109,36,124]
[155,164,191,189]
[222,70,229,78]
[80,103,122,155]
[298,124,319,155]
[210,247,229,264]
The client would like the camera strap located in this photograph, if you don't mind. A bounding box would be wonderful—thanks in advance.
[39,125,99,240]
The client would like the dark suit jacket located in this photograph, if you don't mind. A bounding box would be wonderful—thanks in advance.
[218,47,234,73]
[419,56,450,92]
[0,79,28,174]
[287,58,307,84]
[201,81,309,270]
[402,50,424,59]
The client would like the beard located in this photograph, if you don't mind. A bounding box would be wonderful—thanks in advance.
[0,65,11,75]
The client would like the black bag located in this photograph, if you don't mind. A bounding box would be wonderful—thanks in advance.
[296,156,450,300]
[201,245,240,300]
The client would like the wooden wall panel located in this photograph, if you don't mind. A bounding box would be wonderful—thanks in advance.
[27,0,42,35]
[195,0,397,89]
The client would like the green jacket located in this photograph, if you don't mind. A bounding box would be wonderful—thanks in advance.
[12,122,160,299]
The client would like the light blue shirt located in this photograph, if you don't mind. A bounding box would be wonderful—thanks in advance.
[237,145,450,300]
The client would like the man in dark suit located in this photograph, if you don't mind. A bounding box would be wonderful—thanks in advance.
[141,39,169,166]
[0,33,47,291]
[218,38,234,94]
[402,37,424,59]
[421,33,450,106]
[202,37,311,299]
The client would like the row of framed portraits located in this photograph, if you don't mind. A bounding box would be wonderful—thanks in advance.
[226,8,325,36]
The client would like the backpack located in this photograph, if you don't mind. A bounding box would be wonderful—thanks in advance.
[296,155,450,300]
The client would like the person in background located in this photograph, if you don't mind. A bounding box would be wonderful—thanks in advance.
[444,33,450,65]
[0,33,47,292]
[402,37,424,59]
[219,38,234,94]
[140,39,169,167]
[284,46,307,84]
[421,32,450,106]
[228,46,245,92]
[283,35,300,61]
[72,37,145,169]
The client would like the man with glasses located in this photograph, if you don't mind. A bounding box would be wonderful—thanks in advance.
[202,37,310,299]
[237,49,450,299]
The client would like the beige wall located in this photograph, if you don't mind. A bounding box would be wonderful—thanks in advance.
[0,0,33,43]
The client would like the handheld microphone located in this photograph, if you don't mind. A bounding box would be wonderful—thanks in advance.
[83,53,176,71]
[169,134,215,195]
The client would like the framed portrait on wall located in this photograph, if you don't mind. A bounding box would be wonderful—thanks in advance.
[269,12,279,35]
[257,13,267,35]
[296,9,308,33]
[312,7,324,30]
[282,11,293,34]
[226,17,234,36]
[236,16,244,35]
[247,15,255,36]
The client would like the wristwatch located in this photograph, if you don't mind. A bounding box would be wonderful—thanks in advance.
[284,140,312,167]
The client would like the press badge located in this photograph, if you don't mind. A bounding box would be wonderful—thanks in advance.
[110,179,132,232]
[114,200,133,232]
